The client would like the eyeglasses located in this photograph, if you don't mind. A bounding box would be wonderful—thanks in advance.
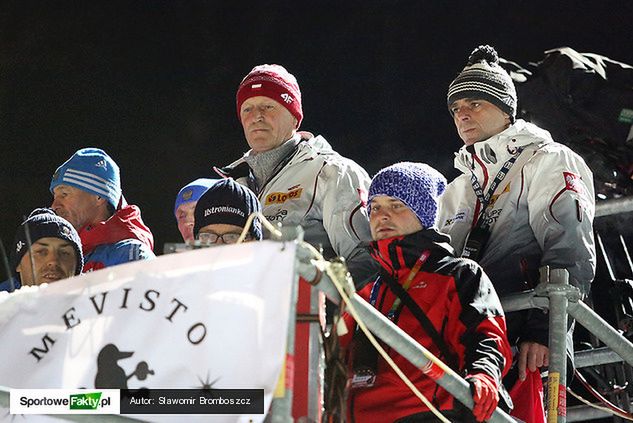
[197,232,244,245]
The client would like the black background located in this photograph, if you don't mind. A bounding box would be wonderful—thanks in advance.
[2,1,633,263]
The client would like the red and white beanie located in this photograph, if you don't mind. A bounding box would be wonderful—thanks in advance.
[236,64,303,128]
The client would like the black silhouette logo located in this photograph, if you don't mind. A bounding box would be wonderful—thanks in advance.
[94,343,154,388]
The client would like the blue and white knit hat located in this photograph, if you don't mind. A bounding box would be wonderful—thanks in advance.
[174,178,219,217]
[50,148,122,209]
[447,45,517,121]
[368,162,447,229]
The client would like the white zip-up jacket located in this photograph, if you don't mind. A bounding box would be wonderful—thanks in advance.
[438,120,596,344]
[217,134,376,286]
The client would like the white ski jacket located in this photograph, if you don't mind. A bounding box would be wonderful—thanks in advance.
[217,134,375,286]
[438,120,596,300]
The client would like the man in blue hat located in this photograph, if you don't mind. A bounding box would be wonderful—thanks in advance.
[50,148,155,272]
[173,178,219,243]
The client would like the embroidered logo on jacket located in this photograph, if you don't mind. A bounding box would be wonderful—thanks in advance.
[265,188,303,205]
[563,172,584,194]
[443,210,468,227]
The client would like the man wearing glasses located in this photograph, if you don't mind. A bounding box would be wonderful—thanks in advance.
[192,178,262,245]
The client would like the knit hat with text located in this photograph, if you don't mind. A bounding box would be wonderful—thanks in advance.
[193,178,263,240]
[236,64,303,128]
[447,45,517,121]
[368,162,447,229]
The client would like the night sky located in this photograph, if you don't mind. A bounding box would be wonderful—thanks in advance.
[2,1,633,265]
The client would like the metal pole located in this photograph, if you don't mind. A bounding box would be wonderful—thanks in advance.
[574,347,623,368]
[546,268,570,423]
[568,300,633,368]
[499,290,549,313]
[346,292,516,423]
[595,196,633,218]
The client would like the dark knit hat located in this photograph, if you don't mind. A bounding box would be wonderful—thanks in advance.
[50,148,122,209]
[236,64,303,128]
[368,162,447,229]
[11,208,84,276]
[447,45,517,120]
[174,178,219,217]
[193,179,263,240]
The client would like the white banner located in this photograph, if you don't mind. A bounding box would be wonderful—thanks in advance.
[0,241,296,422]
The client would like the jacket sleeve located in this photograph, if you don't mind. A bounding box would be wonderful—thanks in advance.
[107,240,156,266]
[448,259,512,384]
[319,159,378,288]
[525,147,596,296]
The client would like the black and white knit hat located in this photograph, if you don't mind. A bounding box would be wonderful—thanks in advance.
[447,45,517,120]
[193,178,263,240]
[11,208,84,276]
[368,162,447,229]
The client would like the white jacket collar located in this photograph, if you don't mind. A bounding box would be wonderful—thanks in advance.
[454,119,553,173]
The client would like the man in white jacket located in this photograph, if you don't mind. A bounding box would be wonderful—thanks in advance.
[215,64,376,287]
[438,45,596,420]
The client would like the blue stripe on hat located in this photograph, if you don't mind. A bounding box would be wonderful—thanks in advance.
[50,148,121,209]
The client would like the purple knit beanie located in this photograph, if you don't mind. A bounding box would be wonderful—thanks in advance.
[368,162,447,229]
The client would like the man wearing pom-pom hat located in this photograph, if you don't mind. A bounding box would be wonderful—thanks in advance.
[438,45,596,421]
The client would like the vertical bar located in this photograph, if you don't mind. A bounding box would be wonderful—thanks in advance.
[307,288,324,420]
[595,233,616,281]
[547,268,569,423]
[270,247,300,423]
[619,234,633,276]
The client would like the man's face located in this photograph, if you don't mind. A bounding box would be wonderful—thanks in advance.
[197,223,251,245]
[369,196,423,241]
[16,237,77,286]
[449,98,511,146]
[176,201,197,243]
[51,184,102,230]
[239,96,297,153]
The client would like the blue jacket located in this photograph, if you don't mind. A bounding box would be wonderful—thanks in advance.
[0,277,20,292]
[84,239,154,271]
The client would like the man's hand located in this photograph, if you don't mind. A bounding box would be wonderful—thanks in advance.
[466,373,498,422]
[518,341,549,381]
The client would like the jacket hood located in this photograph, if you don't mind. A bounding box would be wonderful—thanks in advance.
[454,119,553,174]
[80,205,154,255]
[370,229,454,279]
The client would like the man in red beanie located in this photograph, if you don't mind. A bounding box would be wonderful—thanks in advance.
[216,64,376,287]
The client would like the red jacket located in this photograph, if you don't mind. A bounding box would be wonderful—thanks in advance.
[346,229,512,422]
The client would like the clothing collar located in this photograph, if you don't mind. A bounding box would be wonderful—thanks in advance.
[454,119,553,174]
[79,205,154,254]
[370,229,454,279]
[243,134,301,190]
[214,133,334,182]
